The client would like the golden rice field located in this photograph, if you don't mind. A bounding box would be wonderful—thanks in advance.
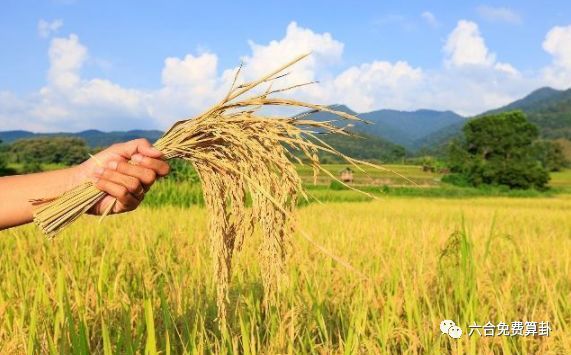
[1,194,570,353]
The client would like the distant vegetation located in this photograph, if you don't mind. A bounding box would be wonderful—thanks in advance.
[533,139,567,172]
[0,129,163,148]
[0,131,410,177]
[486,87,571,140]
[9,136,90,166]
[0,140,16,176]
[424,87,571,159]
[0,131,165,176]
[316,132,406,163]
[445,111,561,190]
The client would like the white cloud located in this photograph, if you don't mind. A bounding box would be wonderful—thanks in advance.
[328,61,423,112]
[427,20,530,115]
[443,20,520,76]
[149,22,346,124]
[14,34,150,131]
[494,62,518,75]
[1,20,568,132]
[414,67,534,116]
[421,11,439,28]
[161,53,218,88]
[543,25,571,68]
[241,22,343,91]
[47,34,87,89]
[542,24,571,88]
[477,6,522,24]
[148,53,226,125]
[38,19,63,38]
[444,20,496,67]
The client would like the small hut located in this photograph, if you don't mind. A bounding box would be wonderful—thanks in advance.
[340,167,353,183]
[422,164,435,173]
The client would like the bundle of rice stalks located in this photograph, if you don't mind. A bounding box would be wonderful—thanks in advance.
[32,53,390,323]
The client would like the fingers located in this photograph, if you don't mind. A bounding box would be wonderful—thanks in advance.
[94,178,140,211]
[131,154,170,177]
[111,161,157,189]
[96,166,145,196]
[138,143,164,159]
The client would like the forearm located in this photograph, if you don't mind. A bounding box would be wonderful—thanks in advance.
[0,167,82,230]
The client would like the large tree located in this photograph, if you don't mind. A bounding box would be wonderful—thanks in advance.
[447,111,549,189]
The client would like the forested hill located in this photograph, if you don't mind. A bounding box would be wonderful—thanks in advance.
[303,104,466,150]
[0,130,163,148]
[483,87,571,139]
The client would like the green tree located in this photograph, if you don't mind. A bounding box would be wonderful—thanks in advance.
[22,161,43,173]
[0,144,17,176]
[0,140,9,175]
[10,136,90,166]
[447,111,549,190]
[315,132,407,163]
[532,140,567,172]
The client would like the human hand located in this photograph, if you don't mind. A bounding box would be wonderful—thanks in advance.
[73,138,170,215]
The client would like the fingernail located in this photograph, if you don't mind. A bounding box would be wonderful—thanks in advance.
[93,167,104,177]
[132,154,143,163]
[108,161,118,170]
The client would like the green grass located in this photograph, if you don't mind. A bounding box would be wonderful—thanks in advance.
[550,169,571,188]
[296,163,443,186]
[7,162,67,173]
[143,163,571,211]
[143,178,560,211]
[6,162,571,195]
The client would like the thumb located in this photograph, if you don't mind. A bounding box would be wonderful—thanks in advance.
[138,144,163,159]
[117,139,163,159]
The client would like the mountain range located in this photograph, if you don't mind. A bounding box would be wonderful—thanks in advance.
[1,86,571,159]
[298,105,466,150]
[305,86,571,153]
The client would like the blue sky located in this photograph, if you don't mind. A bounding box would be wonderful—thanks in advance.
[1,0,571,131]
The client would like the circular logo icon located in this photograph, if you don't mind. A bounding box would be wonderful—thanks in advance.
[440,320,455,334]
[440,320,462,339]
[448,325,463,339]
